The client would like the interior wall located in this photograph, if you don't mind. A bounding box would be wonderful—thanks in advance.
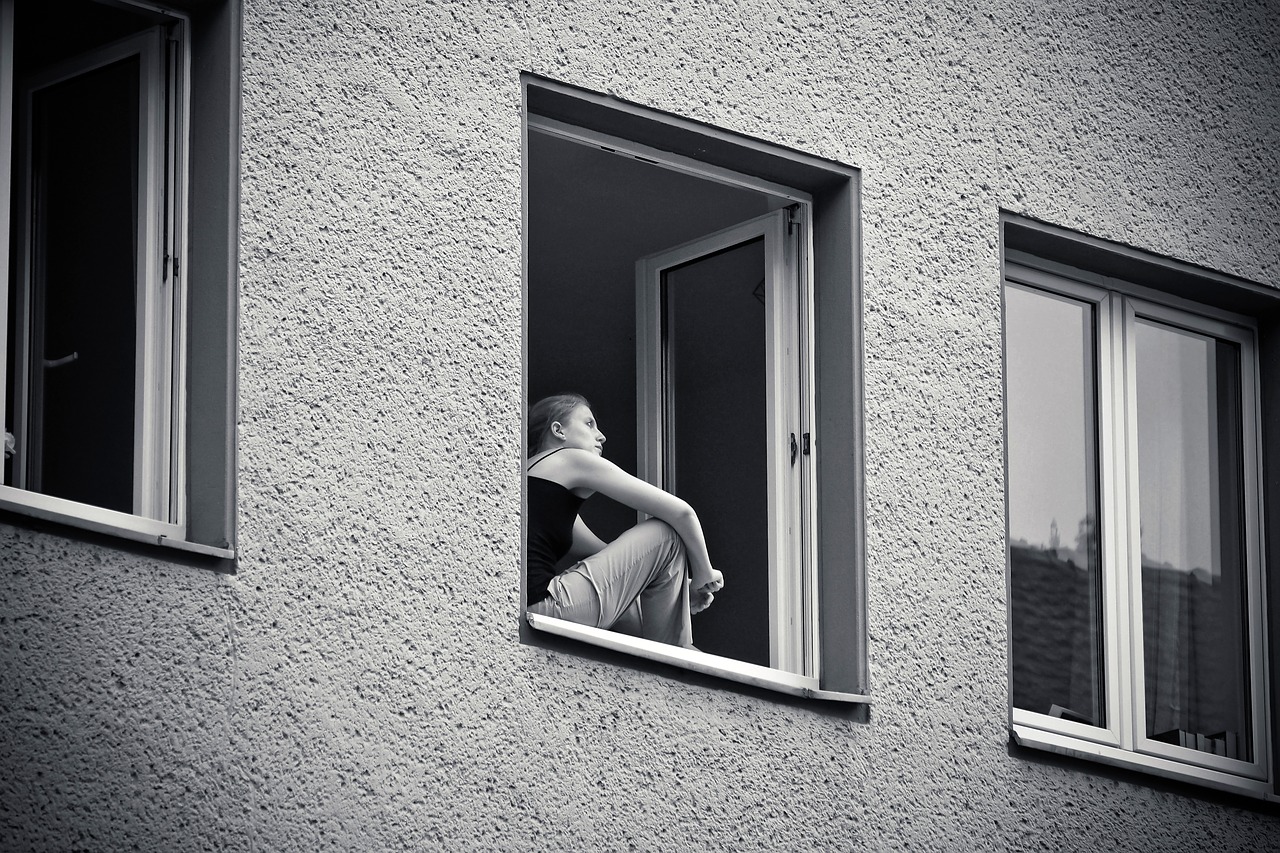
[527,129,771,539]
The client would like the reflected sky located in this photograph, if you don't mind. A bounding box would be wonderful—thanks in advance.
[1006,285,1096,555]
[1135,320,1227,577]
[1007,283,1238,577]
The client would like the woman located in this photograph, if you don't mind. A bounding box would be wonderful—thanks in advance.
[525,393,724,648]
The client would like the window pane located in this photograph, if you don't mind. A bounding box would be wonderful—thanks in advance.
[663,237,770,667]
[1006,284,1105,727]
[24,56,140,512]
[1135,319,1252,761]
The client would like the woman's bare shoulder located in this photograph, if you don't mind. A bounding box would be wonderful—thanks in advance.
[527,447,609,472]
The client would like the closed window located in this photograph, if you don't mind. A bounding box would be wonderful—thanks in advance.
[1005,250,1272,795]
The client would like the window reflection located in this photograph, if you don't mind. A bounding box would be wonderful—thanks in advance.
[1135,320,1252,760]
[1006,284,1104,727]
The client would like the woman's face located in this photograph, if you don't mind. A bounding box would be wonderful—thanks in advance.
[555,405,606,455]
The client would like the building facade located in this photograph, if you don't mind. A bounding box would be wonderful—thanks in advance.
[2,0,1279,849]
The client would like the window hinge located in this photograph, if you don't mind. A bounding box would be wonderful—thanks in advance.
[802,432,811,455]
[786,202,801,234]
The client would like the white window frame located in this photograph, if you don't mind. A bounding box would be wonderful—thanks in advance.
[0,0,223,556]
[1005,258,1274,798]
[635,208,816,676]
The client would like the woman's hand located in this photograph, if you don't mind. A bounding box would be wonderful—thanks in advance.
[689,568,723,615]
[690,587,715,615]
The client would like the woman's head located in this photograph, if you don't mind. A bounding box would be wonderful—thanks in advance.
[528,393,605,454]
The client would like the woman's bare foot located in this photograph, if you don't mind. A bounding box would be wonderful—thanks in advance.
[691,568,724,596]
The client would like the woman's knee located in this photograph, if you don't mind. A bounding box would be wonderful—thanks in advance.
[634,520,686,580]
[635,518,682,548]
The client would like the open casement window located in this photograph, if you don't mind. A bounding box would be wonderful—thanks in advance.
[523,76,866,702]
[10,27,180,522]
[0,0,238,558]
[636,210,814,675]
[1005,256,1273,796]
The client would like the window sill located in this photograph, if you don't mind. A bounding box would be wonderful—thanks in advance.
[526,612,871,704]
[0,486,234,559]
[1012,724,1277,802]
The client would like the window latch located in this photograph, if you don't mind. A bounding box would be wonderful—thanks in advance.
[790,433,812,465]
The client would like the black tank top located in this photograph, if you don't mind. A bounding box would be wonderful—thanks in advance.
[526,449,587,605]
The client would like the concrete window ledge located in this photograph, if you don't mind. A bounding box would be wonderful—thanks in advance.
[1012,725,1278,803]
[0,490,234,560]
[527,612,871,704]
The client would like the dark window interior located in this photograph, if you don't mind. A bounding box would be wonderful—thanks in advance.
[5,0,161,509]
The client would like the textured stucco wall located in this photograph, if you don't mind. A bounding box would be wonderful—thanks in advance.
[4,0,1280,849]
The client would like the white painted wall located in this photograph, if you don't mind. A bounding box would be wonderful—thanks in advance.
[3,0,1279,848]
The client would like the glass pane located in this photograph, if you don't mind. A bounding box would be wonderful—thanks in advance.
[26,57,140,512]
[1006,284,1105,727]
[663,237,769,667]
[1135,319,1252,761]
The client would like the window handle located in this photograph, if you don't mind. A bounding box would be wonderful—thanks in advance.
[790,432,797,466]
[44,352,78,369]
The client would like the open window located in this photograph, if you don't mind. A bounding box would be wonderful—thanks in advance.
[523,76,866,701]
[10,25,177,520]
[0,0,238,557]
[636,209,813,674]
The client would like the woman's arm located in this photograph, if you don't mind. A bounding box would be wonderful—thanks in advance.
[567,516,609,561]
[559,450,720,588]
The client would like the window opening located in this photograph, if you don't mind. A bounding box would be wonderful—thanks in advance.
[1,0,199,544]
[524,78,865,701]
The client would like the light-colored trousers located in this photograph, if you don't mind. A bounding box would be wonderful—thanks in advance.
[527,519,693,647]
